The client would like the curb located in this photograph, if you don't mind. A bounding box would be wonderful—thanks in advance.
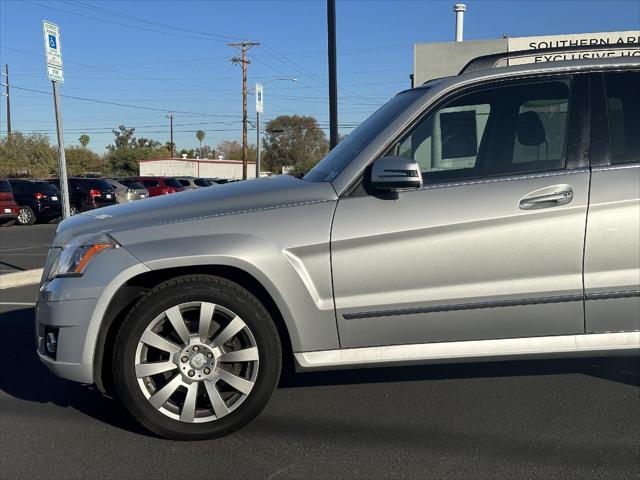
[0,269,43,289]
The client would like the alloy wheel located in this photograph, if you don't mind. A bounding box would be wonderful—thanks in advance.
[134,301,259,423]
[17,207,32,225]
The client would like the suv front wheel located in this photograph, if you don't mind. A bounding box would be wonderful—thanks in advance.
[113,274,282,440]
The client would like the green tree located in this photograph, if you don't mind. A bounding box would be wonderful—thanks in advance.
[105,125,166,175]
[65,146,105,176]
[262,115,328,175]
[78,134,90,148]
[165,142,176,157]
[198,145,216,159]
[0,132,57,177]
[107,125,137,151]
[216,140,256,161]
[196,130,205,148]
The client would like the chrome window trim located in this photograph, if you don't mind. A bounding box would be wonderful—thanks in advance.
[418,168,590,192]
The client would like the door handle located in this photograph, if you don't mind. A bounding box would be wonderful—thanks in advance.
[519,186,573,210]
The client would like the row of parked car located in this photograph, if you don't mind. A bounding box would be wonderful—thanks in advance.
[0,176,225,226]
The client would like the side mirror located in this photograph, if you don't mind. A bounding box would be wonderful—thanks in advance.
[369,156,422,191]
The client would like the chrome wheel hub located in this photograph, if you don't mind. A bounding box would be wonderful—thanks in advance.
[134,301,259,423]
[174,339,220,382]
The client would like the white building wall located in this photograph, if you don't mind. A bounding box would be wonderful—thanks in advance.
[139,159,256,179]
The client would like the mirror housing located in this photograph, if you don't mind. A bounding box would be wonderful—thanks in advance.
[369,156,422,191]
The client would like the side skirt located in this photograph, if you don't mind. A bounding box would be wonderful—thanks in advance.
[294,331,640,370]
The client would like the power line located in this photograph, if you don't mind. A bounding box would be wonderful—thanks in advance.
[9,84,241,118]
[21,0,241,43]
[62,0,243,41]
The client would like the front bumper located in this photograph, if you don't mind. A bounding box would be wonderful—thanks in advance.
[36,297,98,383]
[36,242,150,384]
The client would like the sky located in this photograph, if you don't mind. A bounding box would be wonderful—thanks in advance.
[1,0,639,153]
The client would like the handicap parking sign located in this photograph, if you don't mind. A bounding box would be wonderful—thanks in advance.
[48,34,57,49]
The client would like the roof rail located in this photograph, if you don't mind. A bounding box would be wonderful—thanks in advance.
[459,42,640,74]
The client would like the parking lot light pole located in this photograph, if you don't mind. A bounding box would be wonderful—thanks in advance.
[52,80,70,219]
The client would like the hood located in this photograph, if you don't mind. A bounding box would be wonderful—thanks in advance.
[53,175,337,246]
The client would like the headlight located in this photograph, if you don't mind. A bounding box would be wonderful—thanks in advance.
[48,233,119,280]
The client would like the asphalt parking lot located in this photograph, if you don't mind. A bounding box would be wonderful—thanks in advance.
[1,226,639,479]
[0,223,57,273]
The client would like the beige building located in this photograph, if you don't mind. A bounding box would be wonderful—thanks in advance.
[414,30,640,85]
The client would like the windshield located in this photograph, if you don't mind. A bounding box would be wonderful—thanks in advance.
[304,89,424,182]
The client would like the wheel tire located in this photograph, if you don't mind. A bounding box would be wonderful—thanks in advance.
[16,206,36,226]
[69,204,82,216]
[113,274,282,440]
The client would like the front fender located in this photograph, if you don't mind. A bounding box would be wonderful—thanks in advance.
[111,199,340,352]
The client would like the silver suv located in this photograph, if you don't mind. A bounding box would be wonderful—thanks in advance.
[36,51,640,440]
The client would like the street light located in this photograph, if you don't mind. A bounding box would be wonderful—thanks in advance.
[251,76,298,178]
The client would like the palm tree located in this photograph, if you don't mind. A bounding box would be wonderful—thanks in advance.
[78,134,90,148]
[196,130,205,149]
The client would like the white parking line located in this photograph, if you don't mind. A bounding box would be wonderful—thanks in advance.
[0,302,36,306]
[0,269,43,289]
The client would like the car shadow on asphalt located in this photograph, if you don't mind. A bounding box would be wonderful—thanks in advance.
[1,306,637,436]
[0,260,26,271]
[280,354,640,389]
[0,307,146,435]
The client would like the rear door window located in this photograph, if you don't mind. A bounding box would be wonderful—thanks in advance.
[0,180,11,192]
[605,71,640,165]
[29,182,58,192]
[143,180,160,188]
[123,181,144,189]
[83,179,112,190]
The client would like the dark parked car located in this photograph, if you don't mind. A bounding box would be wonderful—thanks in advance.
[8,179,62,225]
[47,177,117,215]
[125,176,184,197]
[0,179,20,226]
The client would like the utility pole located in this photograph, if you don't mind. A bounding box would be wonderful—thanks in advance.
[229,41,259,179]
[1,64,11,138]
[167,112,174,157]
[327,0,338,150]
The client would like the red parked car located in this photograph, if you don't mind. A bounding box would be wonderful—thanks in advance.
[125,176,184,197]
[0,179,21,226]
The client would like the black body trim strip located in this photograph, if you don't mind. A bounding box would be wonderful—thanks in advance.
[585,290,640,301]
[344,290,640,320]
[343,294,583,320]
